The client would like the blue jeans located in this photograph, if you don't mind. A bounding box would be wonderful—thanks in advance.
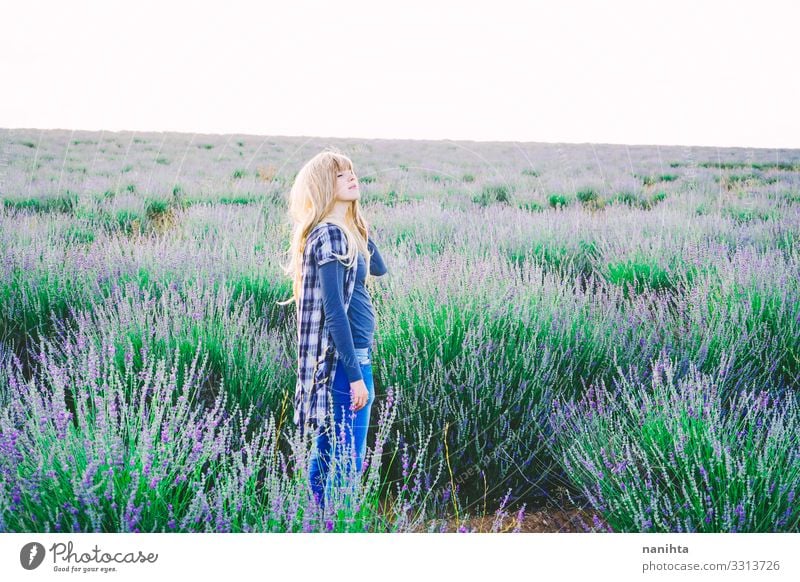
[308,346,375,509]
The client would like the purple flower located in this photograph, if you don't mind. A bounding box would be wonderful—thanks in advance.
[734,502,746,527]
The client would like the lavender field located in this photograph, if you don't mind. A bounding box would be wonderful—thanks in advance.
[0,128,798,533]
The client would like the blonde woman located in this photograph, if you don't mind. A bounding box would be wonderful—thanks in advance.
[278,149,388,510]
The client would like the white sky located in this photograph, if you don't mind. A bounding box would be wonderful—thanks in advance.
[2,0,798,148]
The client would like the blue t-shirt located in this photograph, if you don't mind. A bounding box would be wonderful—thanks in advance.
[318,237,388,383]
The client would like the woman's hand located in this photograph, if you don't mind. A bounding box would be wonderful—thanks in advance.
[349,379,369,411]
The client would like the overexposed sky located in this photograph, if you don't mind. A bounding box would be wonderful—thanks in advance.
[2,0,798,148]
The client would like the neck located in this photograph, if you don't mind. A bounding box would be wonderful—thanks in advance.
[327,200,349,222]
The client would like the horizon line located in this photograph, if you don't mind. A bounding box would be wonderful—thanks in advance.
[3,125,799,153]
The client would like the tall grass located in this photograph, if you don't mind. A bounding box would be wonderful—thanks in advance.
[549,352,800,532]
[1,328,511,532]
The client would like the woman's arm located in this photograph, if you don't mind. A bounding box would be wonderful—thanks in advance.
[318,259,363,383]
[367,236,388,276]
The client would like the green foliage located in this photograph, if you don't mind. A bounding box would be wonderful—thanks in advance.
[220,196,259,205]
[550,356,800,532]
[145,199,170,218]
[3,192,79,214]
[518,200,544,213]
[576,188,598,204]
[640,174,678,186]
[548,193,568,208]
[62,225,95,245]
[616,190,667,210]
[473,184,512,206]
[115,209,143,234]
[604,254,691,297]
[722,206,774,224]
[615,191,639,207]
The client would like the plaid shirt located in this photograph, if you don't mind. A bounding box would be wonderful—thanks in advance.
[293,222,357,437]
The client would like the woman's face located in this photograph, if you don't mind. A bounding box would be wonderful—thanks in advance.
[333,167,360,201]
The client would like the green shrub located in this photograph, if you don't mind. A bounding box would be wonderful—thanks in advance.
[577,188,598,205]
[549,194,568,209]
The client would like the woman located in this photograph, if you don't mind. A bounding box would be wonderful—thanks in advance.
[278,149,388,510]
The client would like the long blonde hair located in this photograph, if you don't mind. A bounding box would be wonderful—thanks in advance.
[276,148,371,309]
